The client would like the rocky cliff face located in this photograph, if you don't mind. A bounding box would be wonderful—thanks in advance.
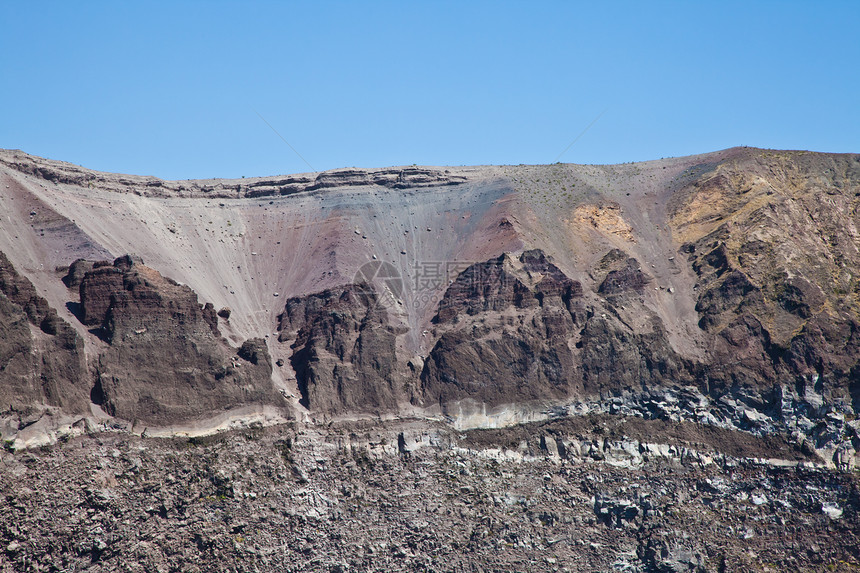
[418,250,586,408]
[277,284,403,414]
[272,247,695,423]
[74,255,284,426]
[254,148,860,469]
[0,147,858,456]
[0,252,88,416]
[667,152,860,464]
[408,248,692,415]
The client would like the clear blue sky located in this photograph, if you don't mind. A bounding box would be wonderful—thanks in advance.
[1,1,858,179]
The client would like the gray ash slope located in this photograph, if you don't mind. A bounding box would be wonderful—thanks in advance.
[0,147,859,571]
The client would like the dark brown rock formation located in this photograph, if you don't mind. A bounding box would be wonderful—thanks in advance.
[277,284,402,414]
[274,248,694,415]
[0,252,87,414]
[62,258,95,290]
[417,249,695,409]
[419,251,585,407]
[597,257,650,295]
[77,256,283,425]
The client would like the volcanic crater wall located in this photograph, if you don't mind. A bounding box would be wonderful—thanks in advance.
[1,147,860,466]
